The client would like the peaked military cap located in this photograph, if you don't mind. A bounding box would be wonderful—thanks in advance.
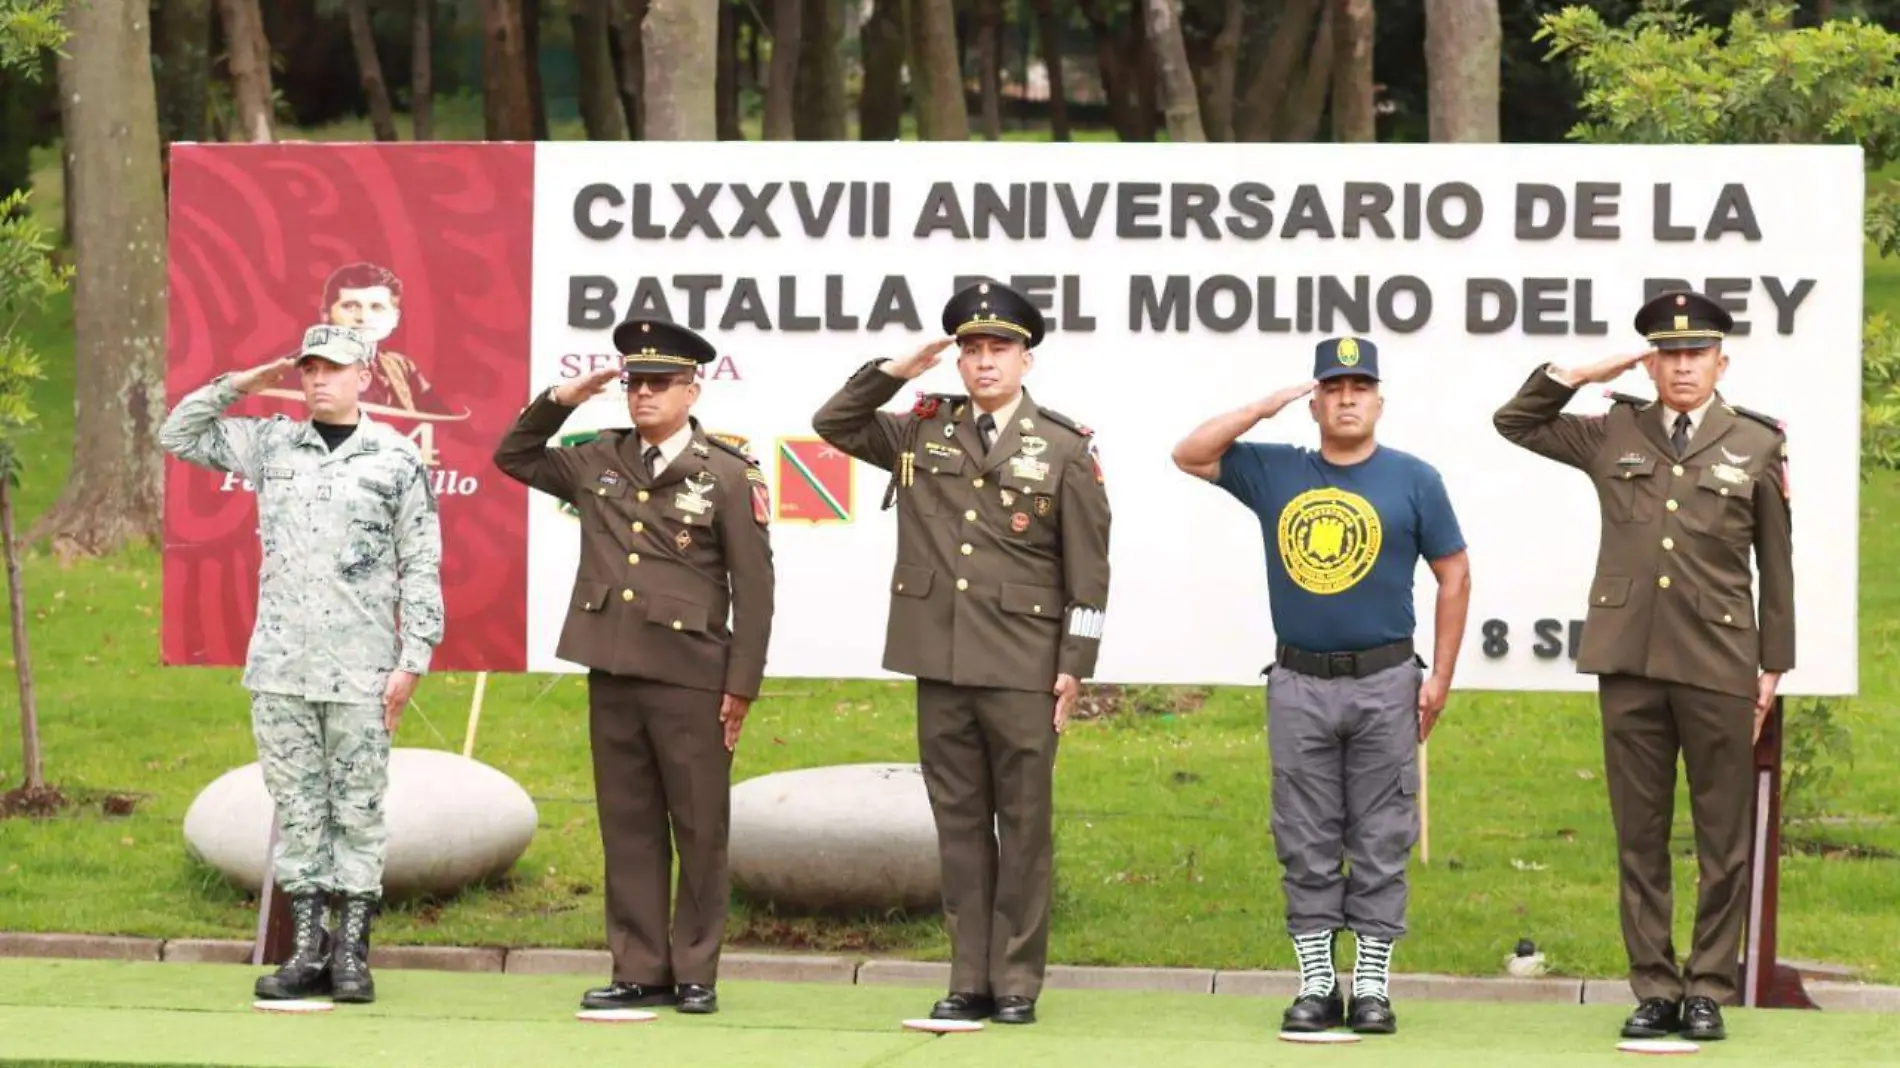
[941,281,1045,349]
[612,317,717,377]
[1313,336,1378,382]
[1634,290,1733,351]
[299,324,373,367]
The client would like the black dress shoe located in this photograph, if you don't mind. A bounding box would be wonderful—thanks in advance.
[992,995,1036,1024]
[929,992,996,1021]
[1280,991,1345,1032]
[1681,996,1726,1041]
[676,983,718,1014]
[1621,997,1682,1038]
[1348,995,1397,1034]
[581,982,677,1010]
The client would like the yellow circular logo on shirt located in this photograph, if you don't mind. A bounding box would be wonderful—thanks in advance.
[1276,488,1382,595]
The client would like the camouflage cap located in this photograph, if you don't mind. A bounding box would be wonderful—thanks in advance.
[299,324,374,366]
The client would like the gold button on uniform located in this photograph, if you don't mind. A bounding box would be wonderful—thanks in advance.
[973,478,985,488]
[1666,499,1678,512]
[1662,537,1674,551]
[1033,604,1042,613]
[1672,464,1684,476]
[627,552,640,565]
[637,490,650,502]
[632,521,644,533]
[622,589,634,601]
[960,543,972,555]
[965,509,977,521]
[595,487,606,496]
[672,620,683,630]
[956,578,969,591]
[1658,576,1671,589]
[1723,614,1733,623]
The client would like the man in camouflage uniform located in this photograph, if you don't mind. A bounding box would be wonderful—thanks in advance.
[159,324,445,1005]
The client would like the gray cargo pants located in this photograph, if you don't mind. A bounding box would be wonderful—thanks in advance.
[1265,659,1423,939]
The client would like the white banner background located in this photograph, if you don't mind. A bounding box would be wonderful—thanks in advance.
[525,142,1862,696]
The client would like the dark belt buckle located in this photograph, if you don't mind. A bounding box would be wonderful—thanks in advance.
[1327,652,1356,678]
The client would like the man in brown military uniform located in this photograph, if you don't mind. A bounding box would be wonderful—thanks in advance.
[1493,289,1794,1044]
[492,317,776,1017]
[812,281,1112,1026]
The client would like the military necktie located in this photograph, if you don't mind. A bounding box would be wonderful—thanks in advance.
[1671,412,1691,458]
[644,444,662,478]
[977,413,996,454]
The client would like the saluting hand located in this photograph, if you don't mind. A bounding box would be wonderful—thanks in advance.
[231,357,296,395]
[1752,672,1781,746]
[1253,380,1319,421]
[1052,673,1080,734]
[884,338,956,380]
[1557,351,1653,388]
[720,694,751,751]
[552,367,621,407]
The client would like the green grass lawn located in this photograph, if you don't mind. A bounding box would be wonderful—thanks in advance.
[2,106,1898,987]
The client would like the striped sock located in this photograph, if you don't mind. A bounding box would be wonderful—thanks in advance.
[1352,933,1394,1001]
[1292,930,1337,999]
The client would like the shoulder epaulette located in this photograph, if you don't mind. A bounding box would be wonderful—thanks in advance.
[1603,390,1651,409]
[1726,403,1787,435]
[1036,407,1093,437]
[705,433,758,465]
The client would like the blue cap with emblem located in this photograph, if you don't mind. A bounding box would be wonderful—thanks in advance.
[1313,336,1378,382]
[1633,289,1733,351]
[611,317,717,377]
[941,280,1046,350]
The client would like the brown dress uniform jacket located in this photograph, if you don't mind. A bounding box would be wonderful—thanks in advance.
[493,388,776,698]
[812,361,1112,690]
[1492,366,1794,699]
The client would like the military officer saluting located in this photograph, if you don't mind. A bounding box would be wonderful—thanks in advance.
[492,317,776,1017]
[812,281,1112,1026]
[1493,290,1795,1043]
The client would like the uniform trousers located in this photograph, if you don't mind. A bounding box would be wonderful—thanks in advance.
[587,670,733,987]
[250,692,391,899]
[1265,660,1422,940]
[916,680,1060,1000]
[1597,674,1755,1005]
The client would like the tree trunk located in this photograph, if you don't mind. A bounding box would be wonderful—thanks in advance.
[611,0,649,138]
[1233,0,1322,141]
[1330,0,1373,141]
[1424,0,1499,142]
[154,0,212,162]
[645,0,719,138]
[908,0,967,139]
[345,0,399,140]
[717,0,741,138]
[1203,0,1240,141]
[794,0,846,138]
[1027,0,1070,140]
[523,0,550,139]
[762,0,800,138]
[217,0,275,142]
[573,0,629,138]
[858,0,906,140]
[482,0,536,139]
[975,0,1002,139]
[412,0,435,139]
[1146,0,1203,142]
[43,0,170,556]
[2,475,39,791]
[1077,0,1135,139]
[1278,0,1331,140]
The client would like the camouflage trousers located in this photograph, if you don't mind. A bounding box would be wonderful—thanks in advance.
[250,692,391,898]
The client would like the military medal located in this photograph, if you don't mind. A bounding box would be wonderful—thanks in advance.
[1710,463,1748,485]
[1034,494,1052,517]
[676,529,693,550]
[1009,455,1049,481]
[675,472,716,515]
[1616,452,1646,467]
[1010,512,1030,533]
[1019,417,1034,432]
[598,469,622,486]
[943,423,956,439]
[1019,435,1048,458]
[1000,489,1017,507]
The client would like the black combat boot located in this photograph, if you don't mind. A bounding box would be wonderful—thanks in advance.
[254,893,332,1000]
[329,894,378,1003]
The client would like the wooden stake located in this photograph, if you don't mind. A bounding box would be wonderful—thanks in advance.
[461,671,490,758]
[1418,741,1430,864]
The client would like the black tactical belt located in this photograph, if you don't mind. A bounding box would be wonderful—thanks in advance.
[1273,638,1417,680]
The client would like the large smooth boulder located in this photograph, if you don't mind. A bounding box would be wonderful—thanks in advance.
[183,747,538,901]
[728,762,942,914]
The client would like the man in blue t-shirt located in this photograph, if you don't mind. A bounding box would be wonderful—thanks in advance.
[1172,336,1471,1037]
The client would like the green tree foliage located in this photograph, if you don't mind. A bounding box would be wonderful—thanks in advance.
[1536,0,1900,471]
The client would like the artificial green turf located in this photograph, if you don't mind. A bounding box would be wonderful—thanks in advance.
[1,959,1897,1068]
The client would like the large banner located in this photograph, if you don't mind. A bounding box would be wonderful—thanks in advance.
[164,141,1864,696]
